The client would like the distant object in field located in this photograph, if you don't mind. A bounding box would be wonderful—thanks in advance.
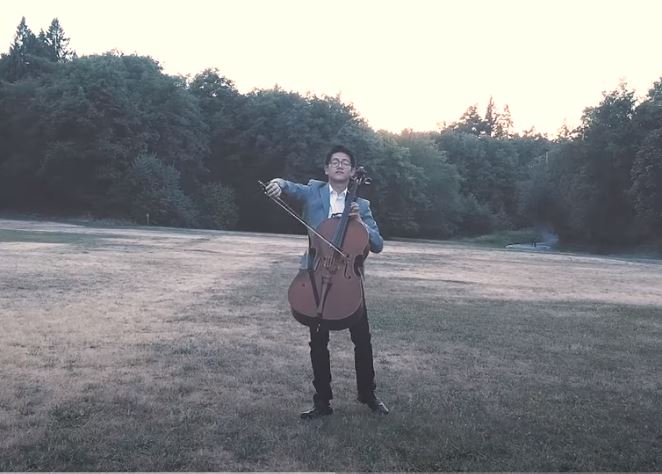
[506,230,559,251]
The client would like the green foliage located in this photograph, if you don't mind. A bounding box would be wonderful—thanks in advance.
[461,228,543,247]
[200,86,365,233]
[1,48,209,216]
[0,78,45,209]
[630,128,662,233]
[195,183,239,230]
[392,131,464,237]
[535,84,639,246]
[458,194,496,235]
[1,18,662,248]
[630,80,662,235]
[0,17,67,82]
[517,156,560,228]
[449,97,514,138]
[120,154,198,227]
[41,18,76,63]
[434,131,523,232]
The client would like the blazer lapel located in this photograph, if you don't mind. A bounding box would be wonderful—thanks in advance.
[320,183,330,220]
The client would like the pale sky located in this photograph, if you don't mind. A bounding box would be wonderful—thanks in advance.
[2,0,661,136]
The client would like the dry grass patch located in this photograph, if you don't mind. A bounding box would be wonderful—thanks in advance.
[1,218,661,471]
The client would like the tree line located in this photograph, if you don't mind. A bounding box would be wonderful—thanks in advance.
[1,18,661,249]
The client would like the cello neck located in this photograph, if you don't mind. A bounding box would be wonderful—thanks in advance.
[331,176,361,248]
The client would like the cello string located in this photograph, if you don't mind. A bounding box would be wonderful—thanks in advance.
[333,177,358,247]
[270,196,347,257]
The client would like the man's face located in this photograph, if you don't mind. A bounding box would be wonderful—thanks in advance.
[324,152,354,184]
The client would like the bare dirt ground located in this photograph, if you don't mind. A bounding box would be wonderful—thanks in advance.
[1,217,661,471]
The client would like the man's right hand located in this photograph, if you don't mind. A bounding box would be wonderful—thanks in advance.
[265,179,282,198]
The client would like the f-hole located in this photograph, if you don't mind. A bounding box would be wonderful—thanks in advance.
[352,255,365,278]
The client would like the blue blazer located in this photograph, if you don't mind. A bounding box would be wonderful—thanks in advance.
[275,178,384,268]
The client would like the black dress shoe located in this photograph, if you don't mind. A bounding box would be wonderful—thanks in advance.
[360,396,389,415]
[300,404,333,419]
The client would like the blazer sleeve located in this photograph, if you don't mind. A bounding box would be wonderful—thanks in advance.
[274,178,310,203]
[359,199,384,254]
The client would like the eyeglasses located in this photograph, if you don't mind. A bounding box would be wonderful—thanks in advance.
[329,159,352,168]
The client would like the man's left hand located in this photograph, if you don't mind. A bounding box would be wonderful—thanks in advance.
[349,202,363,223]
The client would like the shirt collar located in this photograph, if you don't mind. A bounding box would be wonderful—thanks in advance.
[328,184,348,198]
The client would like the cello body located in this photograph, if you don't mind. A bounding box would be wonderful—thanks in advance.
[287,168,373,331]
[288,217,369,330]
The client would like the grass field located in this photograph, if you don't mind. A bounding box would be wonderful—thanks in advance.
[1,217,661,471]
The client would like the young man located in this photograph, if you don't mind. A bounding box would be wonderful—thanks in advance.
[265,145,389,418]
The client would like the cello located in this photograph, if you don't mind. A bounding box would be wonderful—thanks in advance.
[259,167,372,330]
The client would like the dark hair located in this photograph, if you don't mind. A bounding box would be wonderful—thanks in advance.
[325,145,356,167]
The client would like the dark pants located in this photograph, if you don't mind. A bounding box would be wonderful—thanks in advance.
[309,306,376,405]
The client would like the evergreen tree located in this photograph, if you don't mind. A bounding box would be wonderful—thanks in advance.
[0,17,38,81]
[42,18,75,63]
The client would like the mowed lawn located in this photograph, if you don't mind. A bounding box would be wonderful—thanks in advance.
[1,217,661,471]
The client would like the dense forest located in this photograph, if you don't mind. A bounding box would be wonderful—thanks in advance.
[1,18,661,250]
